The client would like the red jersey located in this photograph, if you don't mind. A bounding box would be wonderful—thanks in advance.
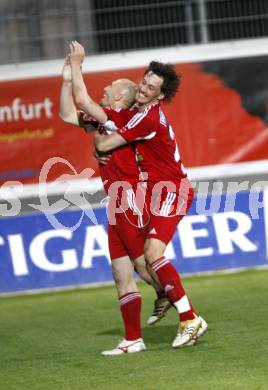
[79,107,140,193]
[117,103,187,190]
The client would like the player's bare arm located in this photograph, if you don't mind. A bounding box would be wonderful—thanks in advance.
[59,56,80,126]
[69,41,108,125]
[94,132,127,153]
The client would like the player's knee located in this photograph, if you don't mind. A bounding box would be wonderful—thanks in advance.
[144,243,161,263]
[144,238,166,263]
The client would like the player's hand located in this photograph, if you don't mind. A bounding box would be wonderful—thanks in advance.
[93,148,112,165]
[69,40,85,67]
[62,55,72,82]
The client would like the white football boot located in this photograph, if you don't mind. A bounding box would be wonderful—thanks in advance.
[172,316,202,348]
[147,297,173,325]
[185,316,208,346]
[101,338,146,356]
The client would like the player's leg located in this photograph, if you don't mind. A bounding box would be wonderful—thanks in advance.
[134,255,173,325]
[144,237,196,321]
[144,237,201,346]
[112,256,142,340]
[112,255,137,296]
[108,224,142,340]
[133,254,163,292]
[144,187,202,346]
[102,225,145,356]
[115,210,173,324]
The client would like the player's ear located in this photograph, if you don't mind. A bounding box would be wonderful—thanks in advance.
[158,92,164,101]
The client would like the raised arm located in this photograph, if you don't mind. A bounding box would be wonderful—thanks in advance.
[59,56,79,125]
[69,41,108,125]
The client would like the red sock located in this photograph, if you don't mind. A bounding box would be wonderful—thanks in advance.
[151,257,195,321]
[119,292,142,340]
[190,302,198,316]
[151,257,185,302]
[179,310,195,321]
[178,302,198,321]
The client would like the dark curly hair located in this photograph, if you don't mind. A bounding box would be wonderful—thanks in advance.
[144,61,181,103]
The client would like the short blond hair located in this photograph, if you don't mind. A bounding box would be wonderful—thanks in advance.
[115,79,137,108]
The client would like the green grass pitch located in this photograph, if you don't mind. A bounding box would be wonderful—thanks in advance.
[1,269,268,390]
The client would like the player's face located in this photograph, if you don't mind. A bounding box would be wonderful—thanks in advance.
[136,71,164,105]
[101,81,121,107]
[100,84,112,107]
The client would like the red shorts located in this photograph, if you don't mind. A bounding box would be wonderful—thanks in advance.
[107,179,194,258]
[108,212,147,261]
[145,179,194,245]
[107,182,149,261]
